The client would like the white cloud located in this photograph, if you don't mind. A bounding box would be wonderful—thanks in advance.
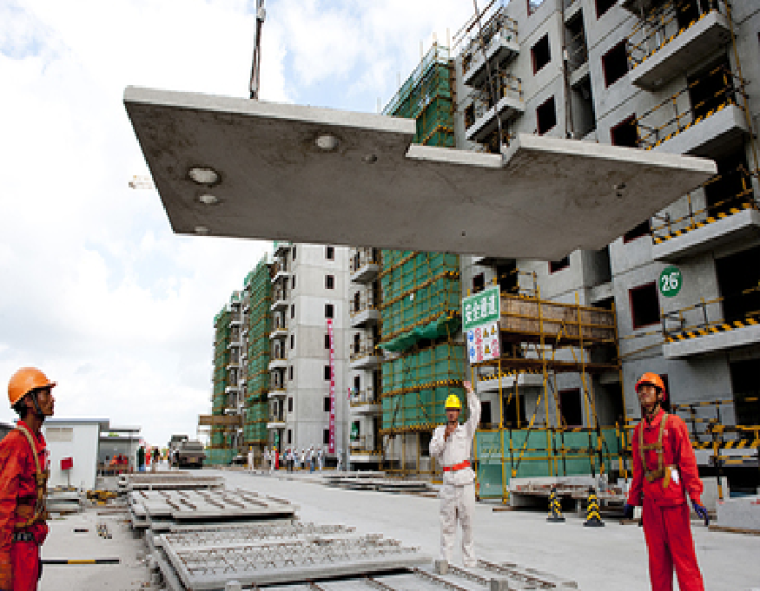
[0,0,483,445]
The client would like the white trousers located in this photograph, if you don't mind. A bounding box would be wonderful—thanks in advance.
[439,482,476,567]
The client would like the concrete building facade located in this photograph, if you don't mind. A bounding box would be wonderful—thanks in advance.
[453,0,759,490]
[269,243,351,461]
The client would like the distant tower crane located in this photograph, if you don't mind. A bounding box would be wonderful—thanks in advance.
[249,0,266,99]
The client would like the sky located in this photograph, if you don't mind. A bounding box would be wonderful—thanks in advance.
[0,0,478,447]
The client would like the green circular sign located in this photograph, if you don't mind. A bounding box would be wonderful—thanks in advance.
[659,266,682,298]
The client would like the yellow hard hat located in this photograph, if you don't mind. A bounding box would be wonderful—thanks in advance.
[444,394,462,410]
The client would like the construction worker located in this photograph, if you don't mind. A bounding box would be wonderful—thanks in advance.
[0,367,56,590]
[624,372,708,591]
[429,380,481,569]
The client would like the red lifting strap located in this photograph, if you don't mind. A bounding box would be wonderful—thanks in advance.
[443,460,470,472]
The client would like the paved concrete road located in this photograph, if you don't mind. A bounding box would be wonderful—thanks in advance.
[222,469,760,591]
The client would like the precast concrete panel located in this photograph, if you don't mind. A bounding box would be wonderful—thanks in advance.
[124,87,715,261]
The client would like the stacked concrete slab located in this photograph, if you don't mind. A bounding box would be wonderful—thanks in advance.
[119,472,224,491]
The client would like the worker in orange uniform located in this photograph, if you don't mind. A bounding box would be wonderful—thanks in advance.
[0,367,56,591]
[429,380,480,569]
[624,372,708,591]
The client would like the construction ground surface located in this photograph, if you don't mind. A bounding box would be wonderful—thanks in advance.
[41,466,760,591]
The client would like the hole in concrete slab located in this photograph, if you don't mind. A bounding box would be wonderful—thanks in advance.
[187,167,220,186]
[315,134,340,151]
[363,154,378,163]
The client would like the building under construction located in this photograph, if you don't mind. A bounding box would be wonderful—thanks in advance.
[451,0,759,499]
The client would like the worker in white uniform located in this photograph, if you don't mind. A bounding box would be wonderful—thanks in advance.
[429,380,480,569]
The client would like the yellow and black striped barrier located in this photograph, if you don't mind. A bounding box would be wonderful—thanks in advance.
[583,487,604,528]
[547,487,565,523]
[665,317,759,343]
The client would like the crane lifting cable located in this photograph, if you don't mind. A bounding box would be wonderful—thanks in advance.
[250,0,266,99]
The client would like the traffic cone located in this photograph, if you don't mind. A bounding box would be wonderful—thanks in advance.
[547,486,565,522]
[583,486,605,527]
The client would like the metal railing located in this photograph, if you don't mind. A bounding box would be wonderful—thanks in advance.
[651,167,758,242]
[350,344,381,362]
[460,6,518,76]
[350,247,379,274]
[464,72,523,131]
[350,389,378,407]
[350,292,379,316]
[350,436,382,455]
[634,64,746,150]
[661,282,760,339]
[626,0,725,69]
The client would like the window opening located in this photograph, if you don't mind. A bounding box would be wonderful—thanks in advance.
[630,282,660,329]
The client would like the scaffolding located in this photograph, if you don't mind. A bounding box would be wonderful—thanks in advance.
[472,286,627,503]
[243,258,272,453]
[208,303,235,466]
[378,44,465,475]
[382,43,455,148]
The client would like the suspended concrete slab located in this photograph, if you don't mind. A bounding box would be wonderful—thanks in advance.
[124,86,717,260]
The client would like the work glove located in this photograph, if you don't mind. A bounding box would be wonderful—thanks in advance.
[691,499,709,526]
[622,503,635,520]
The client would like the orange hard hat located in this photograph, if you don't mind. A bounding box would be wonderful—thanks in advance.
[8,367,56,406]
[635,372,667,401]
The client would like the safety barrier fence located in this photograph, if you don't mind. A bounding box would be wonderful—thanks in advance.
[661,282,760,342]
[626,0,725,70]
[634,64,747,151]
[350,343,381,363]
[474,427,624,499]
[350,388,378,407]
[458,2,516,69]
[350,247,380,274]
[349,291,379,316]
[464,72,523,131]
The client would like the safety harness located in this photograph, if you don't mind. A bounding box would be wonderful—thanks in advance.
[13,424,49,530]
[639,412,674,488]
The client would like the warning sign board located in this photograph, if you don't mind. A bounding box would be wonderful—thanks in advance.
[463,286,501,364]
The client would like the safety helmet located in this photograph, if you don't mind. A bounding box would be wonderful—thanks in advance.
[444,394,462,410]
[635,372,667,401]
[8,367,56,407]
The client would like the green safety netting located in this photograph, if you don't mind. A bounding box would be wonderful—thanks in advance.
[379,316,461,353]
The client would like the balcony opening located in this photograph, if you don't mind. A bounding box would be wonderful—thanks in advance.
[503,393,526,428]
[288,397,293,412]
[353,375,361,394]
[497,260,518,293]
[353,333,361,355]
[565,11,588,72]
[730,359,760,426]
[325,303,334,318]
[704,145,752,217]
[324,333,330,349]
[326,274,335,290]
[324,397,331,412]
[610,115,638,147]
[675,0,714,30]
[290,334,294,350]
[536,96,556,135]
[480,400,493,428]
[324,365,331,380]
[420,430,431,457]
[291,275,296,290]
[352,291,360,314]
[290,304,295,318]
[559,388,583,427]
[464,103,476,131]
[592,246,612,285]
[532,34,551,74]
[287,429,292,444]
[716,243,760,324]
[596,0,616,18]
[624,219,651,243]
[629,282,660,329]
[472,273,485,294]
[602,41,629,87]
[326,245,334,260]
[571,79,596,138]
[323,429,330,445]
[549,256,570,273]
[292,246,296,260]
[289,365,293,380]
[688,57,734,122]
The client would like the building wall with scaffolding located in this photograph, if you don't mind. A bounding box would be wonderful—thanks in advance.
[244,258,272,456]
[375,44,467,476]
[452,0,760,495]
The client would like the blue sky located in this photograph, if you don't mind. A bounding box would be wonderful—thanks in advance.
[0,0,477,446]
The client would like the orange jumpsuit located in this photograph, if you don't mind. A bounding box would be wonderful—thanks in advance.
[628,409,704,591]
[0,422,48,591]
